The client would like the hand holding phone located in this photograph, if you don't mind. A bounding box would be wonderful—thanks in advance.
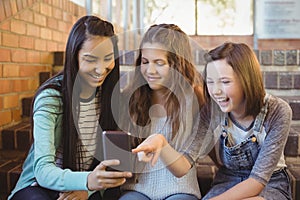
[87,159,132,191]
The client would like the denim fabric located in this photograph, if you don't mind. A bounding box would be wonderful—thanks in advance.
[119,190,151,200]
[203,167,291,200]
[203,96,292,200]
[259,168,292,200]
[220,134,260,170]
[119,190,199,200]
[164,193,199,200]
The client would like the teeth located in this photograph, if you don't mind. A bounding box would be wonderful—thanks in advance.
[216,98,227,102]
[92,74,101,79]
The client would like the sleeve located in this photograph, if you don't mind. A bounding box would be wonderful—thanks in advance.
[250,97,292,185]
[182,104,214,162]
[32,89,90,191]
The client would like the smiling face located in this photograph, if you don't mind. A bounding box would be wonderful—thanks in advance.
[140,42,170,91]
[206,59,246,118]
[78,36,114,97]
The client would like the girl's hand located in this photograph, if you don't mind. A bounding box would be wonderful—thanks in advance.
[87,159,132,191]
[57,190,88,200]
[132,134,167,166]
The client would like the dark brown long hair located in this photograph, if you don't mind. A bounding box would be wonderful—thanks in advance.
[31,16,120,170]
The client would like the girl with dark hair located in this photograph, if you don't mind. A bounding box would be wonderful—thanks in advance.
[197,42,292,200]
[9,15,132,200]
[118,24,205,200]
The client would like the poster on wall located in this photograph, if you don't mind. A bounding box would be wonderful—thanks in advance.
[256,0,300,39]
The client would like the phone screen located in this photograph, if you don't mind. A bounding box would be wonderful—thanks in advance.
[102,131,133,172]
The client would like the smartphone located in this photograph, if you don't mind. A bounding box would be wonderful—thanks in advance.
[102,130,133,172]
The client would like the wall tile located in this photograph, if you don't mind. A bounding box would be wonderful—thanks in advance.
[285,133,299,156]
[279,73,293,89]
[261,50,272,65]
[286,50,297,65]
[264,71,278,89]
[290,102,300,120]
[274,50,285,66]
[294,74,300,89]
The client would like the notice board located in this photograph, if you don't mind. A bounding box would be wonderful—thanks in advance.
[256,0,300,39]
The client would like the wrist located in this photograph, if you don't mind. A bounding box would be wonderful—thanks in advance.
[86,172,92,191]
[156,133,167,147]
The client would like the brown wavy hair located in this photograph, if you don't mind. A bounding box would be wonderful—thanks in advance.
[127,24,204,138]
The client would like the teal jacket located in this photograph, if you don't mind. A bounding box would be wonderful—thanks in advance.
[9,75,90,199]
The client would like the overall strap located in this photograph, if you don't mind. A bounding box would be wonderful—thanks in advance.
[253,94,270,134]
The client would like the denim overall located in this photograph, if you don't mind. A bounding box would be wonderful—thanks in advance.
[203,95,292,200]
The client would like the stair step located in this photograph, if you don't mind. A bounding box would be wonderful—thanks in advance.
[0,150,26,198]
[1,121,31,151]
[288,167,300,200]
[39,72,51,86]
[0,161,23,195]
[285,124,300,157]
[264,71,300,90]
[280,96,300,120]
[21,97,33,118]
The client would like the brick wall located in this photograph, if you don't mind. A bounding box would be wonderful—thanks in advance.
[0,0,85,130]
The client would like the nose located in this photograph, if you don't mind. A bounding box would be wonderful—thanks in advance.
[213,86,222,95]
[94,61,106,75]
[147,63,157,74]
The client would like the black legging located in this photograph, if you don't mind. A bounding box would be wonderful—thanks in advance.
[11,186,59,200]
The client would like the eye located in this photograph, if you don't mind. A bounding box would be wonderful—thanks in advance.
[104,58,113,62]
[141,58,149,65]
[222,80,231,84]
[85,58,97,63]
[156,60,166,66]
[82,55,97,63]
[104,55,114,62]
[206,79,214,84]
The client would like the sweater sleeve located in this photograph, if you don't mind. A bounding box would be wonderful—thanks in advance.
[250,96,292,185]
[32,89,90,191]
[183,104,215,162]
